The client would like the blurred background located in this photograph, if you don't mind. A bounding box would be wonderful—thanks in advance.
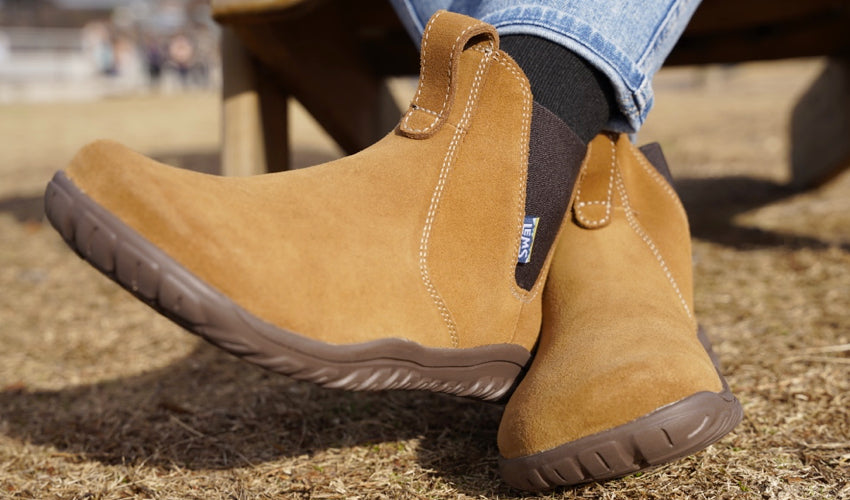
[0,0,219,102]
[0,2,848,498]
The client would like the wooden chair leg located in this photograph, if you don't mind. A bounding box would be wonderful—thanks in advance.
[790,57,850,189]
[254,63,290,173]
[220,27,290,176]
[228,1,402,157]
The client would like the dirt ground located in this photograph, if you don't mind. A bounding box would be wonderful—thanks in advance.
[1,59,848,499]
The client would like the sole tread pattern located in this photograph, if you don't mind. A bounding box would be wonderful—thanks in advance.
[500,387,743,490]
[499,324,743,491]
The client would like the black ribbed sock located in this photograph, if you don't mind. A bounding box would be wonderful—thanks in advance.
[501,35,616,144]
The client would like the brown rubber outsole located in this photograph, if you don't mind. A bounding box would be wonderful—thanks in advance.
[44,172,531,402]
[499,329,743,491]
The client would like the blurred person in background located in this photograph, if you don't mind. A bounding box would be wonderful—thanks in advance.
[167,32,194,88]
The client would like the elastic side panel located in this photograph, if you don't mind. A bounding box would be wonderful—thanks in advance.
[638,142,674,186]
[515,102,585,290]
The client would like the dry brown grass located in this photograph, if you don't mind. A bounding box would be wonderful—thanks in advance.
[1,60,848,499]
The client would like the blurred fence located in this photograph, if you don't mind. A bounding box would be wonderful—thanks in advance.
[0,27,90,79]
[0,27,104,102]
[0,26,218,103]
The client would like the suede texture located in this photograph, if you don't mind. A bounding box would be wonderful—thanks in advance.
[498,134,723,459]
[64,11,552,351]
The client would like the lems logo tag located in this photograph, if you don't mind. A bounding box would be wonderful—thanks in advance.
[518,216,539,264]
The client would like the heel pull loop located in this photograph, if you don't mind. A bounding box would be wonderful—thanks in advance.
[574,133,619,229]
[398,10,499,139]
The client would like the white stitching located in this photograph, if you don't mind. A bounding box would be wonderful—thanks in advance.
[485,52,541,303]
[574,134,615,228]
[400,10,441,133]
[575,201,609,207]
[402,19,493,134]
[410,105,441,118]
[419,49,493,347]
[614,154,694,321]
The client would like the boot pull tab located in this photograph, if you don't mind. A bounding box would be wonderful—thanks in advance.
[398,10,499,139]
[573,133,619,229]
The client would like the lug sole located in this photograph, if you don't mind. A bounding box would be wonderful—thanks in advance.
[44,171,531,402]
[499,329,743,490]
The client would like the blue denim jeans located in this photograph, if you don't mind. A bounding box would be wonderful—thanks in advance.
[388,0,701,132]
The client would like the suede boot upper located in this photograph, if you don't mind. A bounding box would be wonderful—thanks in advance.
[63,12,571,352]
[498,134,724,459]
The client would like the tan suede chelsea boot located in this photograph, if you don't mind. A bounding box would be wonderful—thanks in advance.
[498,134,743,490]
[43,11,587,402]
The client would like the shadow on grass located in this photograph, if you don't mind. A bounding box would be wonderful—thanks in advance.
[676,175,850,251]
[0,195,44,224]
[0,341,518,495]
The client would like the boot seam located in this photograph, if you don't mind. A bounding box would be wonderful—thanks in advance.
[410,106,464,134]
[486,51,544,304]
[409,104,442,118]
[613,138,694,321]
[404,9,442,134]
[481,50,549,348]
[419,47,493,348]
